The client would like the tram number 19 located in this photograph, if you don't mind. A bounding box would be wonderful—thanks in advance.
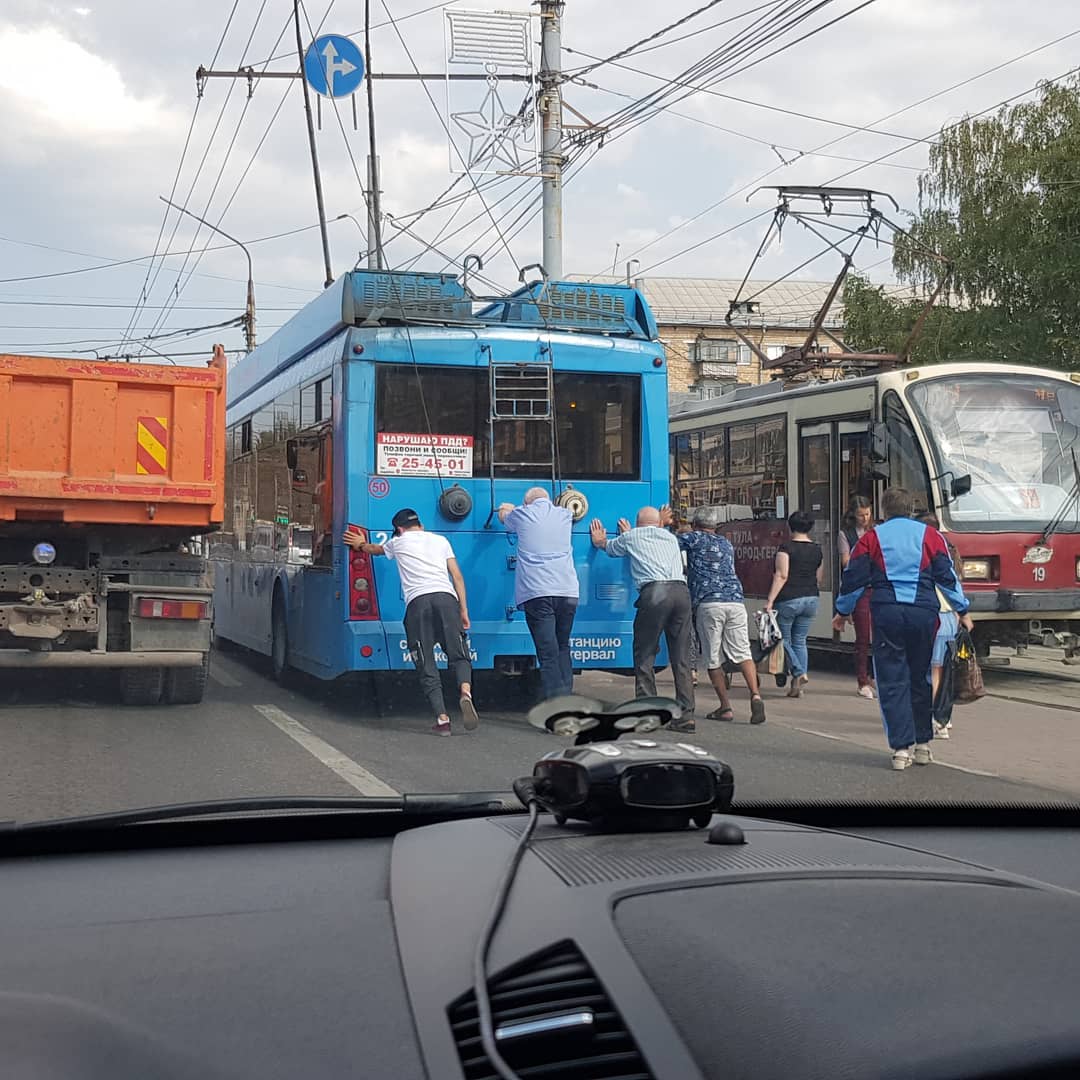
[1033,565,1047,582]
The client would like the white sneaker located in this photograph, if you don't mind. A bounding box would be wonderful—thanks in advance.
[933,721,950,740]
[857,685,875,699]
[892,747,913,770]
[913,743,933,766]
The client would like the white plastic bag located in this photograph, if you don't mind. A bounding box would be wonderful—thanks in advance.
[756,608,783,650]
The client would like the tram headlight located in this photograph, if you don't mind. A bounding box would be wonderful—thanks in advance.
[961,558,995,581]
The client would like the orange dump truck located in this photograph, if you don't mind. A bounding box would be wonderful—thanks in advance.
[0,348,225,704]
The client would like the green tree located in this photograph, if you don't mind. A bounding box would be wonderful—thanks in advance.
[843,76,1080,371]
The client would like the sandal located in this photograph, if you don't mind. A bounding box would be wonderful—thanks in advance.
[706,707,735,722]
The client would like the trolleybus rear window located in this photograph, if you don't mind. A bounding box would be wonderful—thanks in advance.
[375,365,641,480]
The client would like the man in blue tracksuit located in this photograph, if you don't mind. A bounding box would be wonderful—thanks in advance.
[833,487,973,771]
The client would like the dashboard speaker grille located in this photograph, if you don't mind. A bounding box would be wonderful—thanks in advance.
[447,940,653,1080]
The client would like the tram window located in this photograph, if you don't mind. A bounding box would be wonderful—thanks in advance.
[883,391,933,515]
[729,424,755,475]
[702,428,725,477]
[754,416,786,520]
[675,432,700,481]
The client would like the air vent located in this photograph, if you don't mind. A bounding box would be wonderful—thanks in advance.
[447,940,652,1080]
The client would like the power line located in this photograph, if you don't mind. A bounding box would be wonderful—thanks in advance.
[582,78,922,170]
[118,0,242,348]
[567,49,931,146]
[135,0,275,353]
[137,0,344,354]
[375,0,521,273]
[635,61,1080,277]
[610,28,1080,272]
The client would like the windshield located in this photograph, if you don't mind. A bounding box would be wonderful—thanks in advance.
[6,11,1080,831]
[908,373,1080,532]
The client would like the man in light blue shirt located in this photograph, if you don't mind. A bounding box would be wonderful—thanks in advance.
[590,506,695,731]
[498,488,579,699]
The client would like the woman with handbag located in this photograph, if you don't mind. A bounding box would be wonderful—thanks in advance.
[765,510,824,699]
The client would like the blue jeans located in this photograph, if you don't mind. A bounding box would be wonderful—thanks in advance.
[522,596,578,699]
[775,595,818,678]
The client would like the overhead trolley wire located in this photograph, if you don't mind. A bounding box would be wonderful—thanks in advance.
[609,29,1080,275]
[376,0,522,275]
[117,0,243,349]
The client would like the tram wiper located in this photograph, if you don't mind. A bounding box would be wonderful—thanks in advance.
[0,792,521,836]
[1038,448,1080,546]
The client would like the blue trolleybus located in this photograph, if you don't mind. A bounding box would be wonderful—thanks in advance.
[211,270,670,684]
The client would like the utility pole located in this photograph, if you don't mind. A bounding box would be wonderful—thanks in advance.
[364,0,385,270]
[538,0,565,280]
[293,0,334,288]
[161,196,256,351]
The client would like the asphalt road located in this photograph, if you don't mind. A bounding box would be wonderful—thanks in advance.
[2,643,1079,822]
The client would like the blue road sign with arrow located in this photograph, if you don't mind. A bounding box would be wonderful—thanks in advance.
[304,34,366,98]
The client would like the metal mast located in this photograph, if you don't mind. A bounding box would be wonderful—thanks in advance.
[538,0,565,280]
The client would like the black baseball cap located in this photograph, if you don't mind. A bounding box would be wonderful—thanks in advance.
[391,508,422,530]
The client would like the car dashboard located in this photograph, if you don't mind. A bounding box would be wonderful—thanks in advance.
[3,810,1080,1079]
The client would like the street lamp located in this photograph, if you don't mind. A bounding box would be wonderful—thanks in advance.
[336,213,367,268]
[159,196,256,352]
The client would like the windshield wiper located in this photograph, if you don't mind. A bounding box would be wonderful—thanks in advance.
[0,792,523,836]
[1039,448,1080,546]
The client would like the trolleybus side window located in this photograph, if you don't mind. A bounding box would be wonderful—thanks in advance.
[882,390,932,515]
[224,370,333,563]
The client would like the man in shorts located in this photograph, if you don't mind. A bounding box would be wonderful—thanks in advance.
[344,508,479,737]
[664,505,765,725]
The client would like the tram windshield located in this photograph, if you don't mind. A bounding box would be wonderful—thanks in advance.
[907,373,1080,532]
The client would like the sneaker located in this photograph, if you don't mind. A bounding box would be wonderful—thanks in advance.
[913,743,933,766]
[891,747,913,770]
[433,719,451,737]
[460,693,480,732]
[933,720,950,740]
[857,685,876,699]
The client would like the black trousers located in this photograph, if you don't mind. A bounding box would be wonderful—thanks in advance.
[632,580,695,715]
[404,592,471,718]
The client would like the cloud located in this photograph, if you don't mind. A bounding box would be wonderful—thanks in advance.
[0,22,177,138]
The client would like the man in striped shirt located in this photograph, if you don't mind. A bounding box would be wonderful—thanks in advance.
[590,507,695,731]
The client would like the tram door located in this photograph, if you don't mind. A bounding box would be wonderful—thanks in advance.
[799,419,872,641]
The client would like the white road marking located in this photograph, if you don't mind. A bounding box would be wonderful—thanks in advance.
[791,726,999,777]
[209,666,243,688]
[253,704,400,796]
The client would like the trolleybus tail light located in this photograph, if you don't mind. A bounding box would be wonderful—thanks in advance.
[137,598,208,620]
[347,524,380,621]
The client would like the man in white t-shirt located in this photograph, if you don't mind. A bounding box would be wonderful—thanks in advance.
[344,508,478,736]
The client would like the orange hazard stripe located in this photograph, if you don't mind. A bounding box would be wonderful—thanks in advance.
[137,416,168,476]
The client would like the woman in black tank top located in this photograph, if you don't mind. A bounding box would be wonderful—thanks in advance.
[765,511,823,697]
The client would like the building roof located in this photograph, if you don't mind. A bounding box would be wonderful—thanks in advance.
[570,274,917,330]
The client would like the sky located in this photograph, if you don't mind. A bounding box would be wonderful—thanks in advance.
[1,0,1078,362]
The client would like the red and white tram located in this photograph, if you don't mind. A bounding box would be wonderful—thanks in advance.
[670,362,1080,659]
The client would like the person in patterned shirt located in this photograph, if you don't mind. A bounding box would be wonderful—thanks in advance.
[662,505,766,725]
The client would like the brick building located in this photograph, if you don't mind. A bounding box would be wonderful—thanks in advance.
[576,275,851,398]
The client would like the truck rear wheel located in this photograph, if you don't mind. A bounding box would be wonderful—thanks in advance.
[120,666,165,706]
[165,654,210,705]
